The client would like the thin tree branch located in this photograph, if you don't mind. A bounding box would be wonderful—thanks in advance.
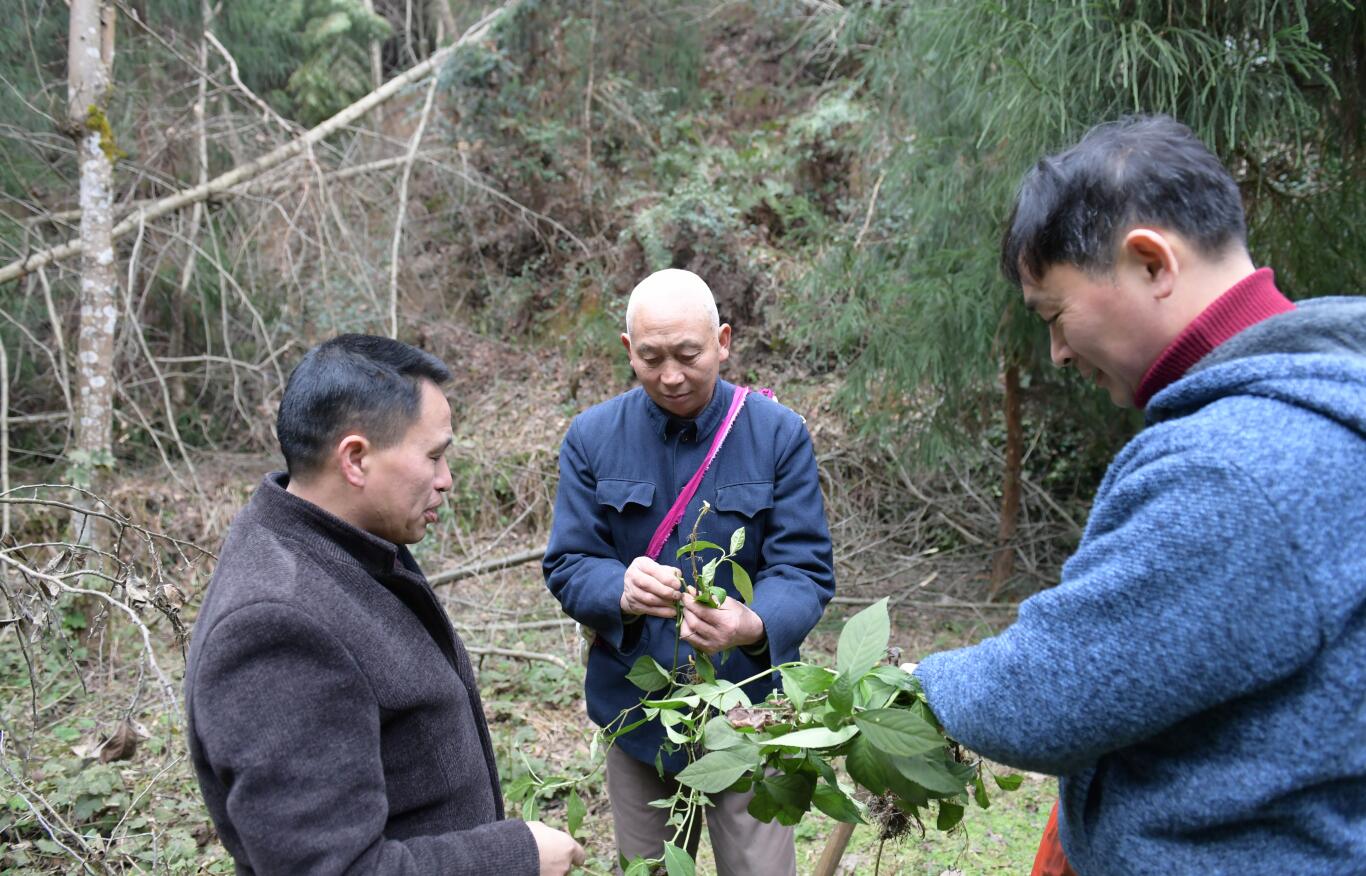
[0,2,517,285]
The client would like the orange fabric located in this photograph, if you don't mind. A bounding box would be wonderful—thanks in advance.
[1030,801,1077,876]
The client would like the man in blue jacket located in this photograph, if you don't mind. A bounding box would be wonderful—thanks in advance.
[916,115,1366,875]
[544,269,835,874]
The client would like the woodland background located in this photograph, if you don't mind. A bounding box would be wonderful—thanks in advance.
[0,1,1362,873]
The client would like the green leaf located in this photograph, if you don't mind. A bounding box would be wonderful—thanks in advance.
[827,674,855,716]
[703,715,746,750]
[844,735,887,795]
[677,540,724,558]
[521,796,538,820]
[890,751,970,796]
[836,598,890,678]
[623,858,652,876]
[693,681,750,711]
[662,711,692,745]
[812,782,865,824]
[994,774,1024,791]
[973,774,990,809]
[701,556,720,585]
[642,694,700,710]
[780,665,836,712]
[869,664,920,692]
[663,841,695,876]
[853,708,943,757]
[729,561,754,604]
[763,724,858,749]
[695,652,716,683]
[626,656,671,692]
[857,675,898,710]
[676,749,754,793]
[936,800,965,831]
[747,781,781,823]
[762,773,815,825]
[566,789,586,837]
[729,527,746,554]
[806,752,838,784]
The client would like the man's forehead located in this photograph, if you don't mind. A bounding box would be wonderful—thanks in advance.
[633,330,708,351]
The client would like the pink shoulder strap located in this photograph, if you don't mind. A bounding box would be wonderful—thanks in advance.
[645,385,773,561]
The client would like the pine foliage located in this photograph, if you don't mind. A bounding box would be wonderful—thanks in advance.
[793,0,1365,455]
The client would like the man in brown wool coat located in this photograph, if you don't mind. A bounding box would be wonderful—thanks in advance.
[185,334,585,876]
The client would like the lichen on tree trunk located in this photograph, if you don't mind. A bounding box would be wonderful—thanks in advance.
[68,0,118,537]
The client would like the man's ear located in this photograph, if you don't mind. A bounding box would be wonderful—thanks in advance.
[717,324,732,362]
[1120,228,1179,300]
[620,332,633,356]
[337,434,369,488]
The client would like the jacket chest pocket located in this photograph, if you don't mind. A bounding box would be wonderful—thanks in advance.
[596,479,657,551]
[710,481,773,571]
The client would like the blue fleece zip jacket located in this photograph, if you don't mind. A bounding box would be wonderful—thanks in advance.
[544,380,836,771]
[916,297,1366,875]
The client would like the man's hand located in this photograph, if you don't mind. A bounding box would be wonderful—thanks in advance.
[526,821,586,876]
[620,556,684,619]
[680,588,765,654]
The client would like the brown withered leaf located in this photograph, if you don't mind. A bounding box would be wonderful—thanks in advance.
[725,706,773,731]
[98,720,142,763]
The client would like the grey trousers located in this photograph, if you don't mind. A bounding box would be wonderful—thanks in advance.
[605,746,797,876]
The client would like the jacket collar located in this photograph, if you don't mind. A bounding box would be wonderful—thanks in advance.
[642,379,735,442]
[252,472,418,583]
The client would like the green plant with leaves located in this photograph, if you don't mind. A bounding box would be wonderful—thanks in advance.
[674,501,752,610]
[614,594,1017,875]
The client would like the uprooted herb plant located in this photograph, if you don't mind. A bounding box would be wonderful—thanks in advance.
[516,509,1021,876]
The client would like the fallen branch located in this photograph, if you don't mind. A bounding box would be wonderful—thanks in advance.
[429,546,546,587]
[0,2,517,285]
[465,645,566,668]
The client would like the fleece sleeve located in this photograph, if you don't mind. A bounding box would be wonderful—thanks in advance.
[747,416,837,664]
[190,602,539,876]
[542,423,635,649]
[915,450,1320,775]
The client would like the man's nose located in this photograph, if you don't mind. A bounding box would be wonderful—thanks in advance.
[1049,325,1073,368]
[435,457,453,492]
[660,366,685,386]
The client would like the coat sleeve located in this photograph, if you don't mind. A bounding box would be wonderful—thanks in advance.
[747,415,836,664]
[914,450,1321,775]
[543,422,635,649]
[190,602,539,876]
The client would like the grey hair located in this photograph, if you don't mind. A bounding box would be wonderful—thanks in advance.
[624,269,720,338]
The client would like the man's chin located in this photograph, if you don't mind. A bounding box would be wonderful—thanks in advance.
[655,392,699,418]
[1105,385,1135,408]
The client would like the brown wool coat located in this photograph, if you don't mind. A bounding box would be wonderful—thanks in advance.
[185,473,538,876]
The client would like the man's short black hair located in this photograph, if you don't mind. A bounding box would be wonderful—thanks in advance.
[1000,115,1246,288]
[276,334,452,479]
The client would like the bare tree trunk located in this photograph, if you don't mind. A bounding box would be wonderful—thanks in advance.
[431,0,458,46]
[170,0,212,407]
[362,0,384,90]
[988,361,1022,600]
[68,0,118,515]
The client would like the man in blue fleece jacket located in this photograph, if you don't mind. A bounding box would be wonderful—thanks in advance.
[914,115,1366,875]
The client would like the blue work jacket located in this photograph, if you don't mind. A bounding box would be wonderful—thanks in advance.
[544,379,835,771]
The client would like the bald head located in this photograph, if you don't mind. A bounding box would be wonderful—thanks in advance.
[621,269,731,419]
[625,269,720,339]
